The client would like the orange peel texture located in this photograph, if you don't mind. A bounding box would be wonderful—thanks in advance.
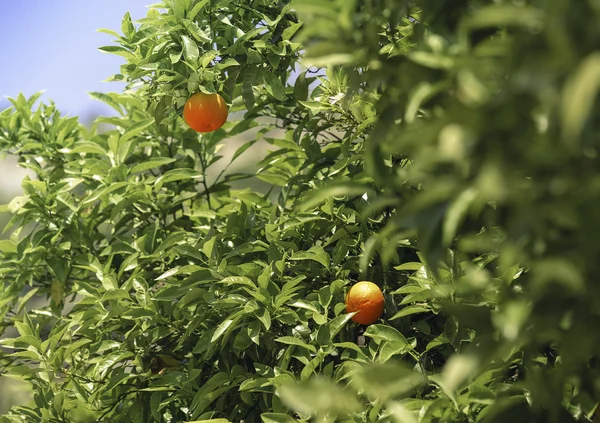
[345,281,385,325]
[183,92,228,133]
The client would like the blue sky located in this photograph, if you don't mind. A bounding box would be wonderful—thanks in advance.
[0,1,151,117]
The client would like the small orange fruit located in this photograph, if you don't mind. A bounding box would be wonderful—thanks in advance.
[183,92,228,133]
[345,281,385,325]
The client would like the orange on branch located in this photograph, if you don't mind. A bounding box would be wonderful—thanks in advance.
[345,281,385,325]
[183,92,228,133]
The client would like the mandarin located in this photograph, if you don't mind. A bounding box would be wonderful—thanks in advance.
[345,281,385,325]
[183,92,228,133]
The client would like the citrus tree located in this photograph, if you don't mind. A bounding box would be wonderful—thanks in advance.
[1,0,600,422]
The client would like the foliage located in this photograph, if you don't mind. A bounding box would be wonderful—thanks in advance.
[1,0,600,422]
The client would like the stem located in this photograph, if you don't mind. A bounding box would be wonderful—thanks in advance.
[168,119,176,158]
[197,137,213,209]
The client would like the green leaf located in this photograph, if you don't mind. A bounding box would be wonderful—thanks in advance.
[317,313,354,345]
[350,362,426,401]
[89,92,123,115]
[282,22,303,41]
[7,195,29,214]
[261,413,297,423]
[121,11,135,39]
[298,101,327,112]
[394,262,424,271]
[82,182,129,205]
[130,157,177,174]
[443,188,477,245]
[390,305,431,320]
[289,300,321,314]
[121,118,154,143]
[275,336,316,353]
[188,0,210,21]
[219,276,256,288]
[190,375,233,418]
[263,73,286,101]
[297,182,374,212]
[290,246,330,269]
[182,35,200,62]
[440,353,480,393]
[561,52,600,143]
[277,378,362,416]
[211,318,236,342]
[300,352,325,381]
[293,71,309,102]
[242,66,258,109]
[255,307,271,330]
[70,141,108,155]
[460,4,544,33]
[231,139,258,163]
[154,168,203,190]
[187,420,231,423]
[364,325,408,346]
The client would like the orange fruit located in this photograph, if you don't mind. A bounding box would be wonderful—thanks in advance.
[345,281,385,325]
[183,92,228,133]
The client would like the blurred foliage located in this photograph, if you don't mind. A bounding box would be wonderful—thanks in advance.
[1,0,600,422]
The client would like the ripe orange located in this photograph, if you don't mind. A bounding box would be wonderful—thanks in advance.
[183,92,228,133]
[345,281,385,325]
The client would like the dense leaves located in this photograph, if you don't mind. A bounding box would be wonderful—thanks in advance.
[1,0,600,422]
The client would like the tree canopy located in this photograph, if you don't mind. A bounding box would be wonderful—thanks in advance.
[1,0,600,422]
